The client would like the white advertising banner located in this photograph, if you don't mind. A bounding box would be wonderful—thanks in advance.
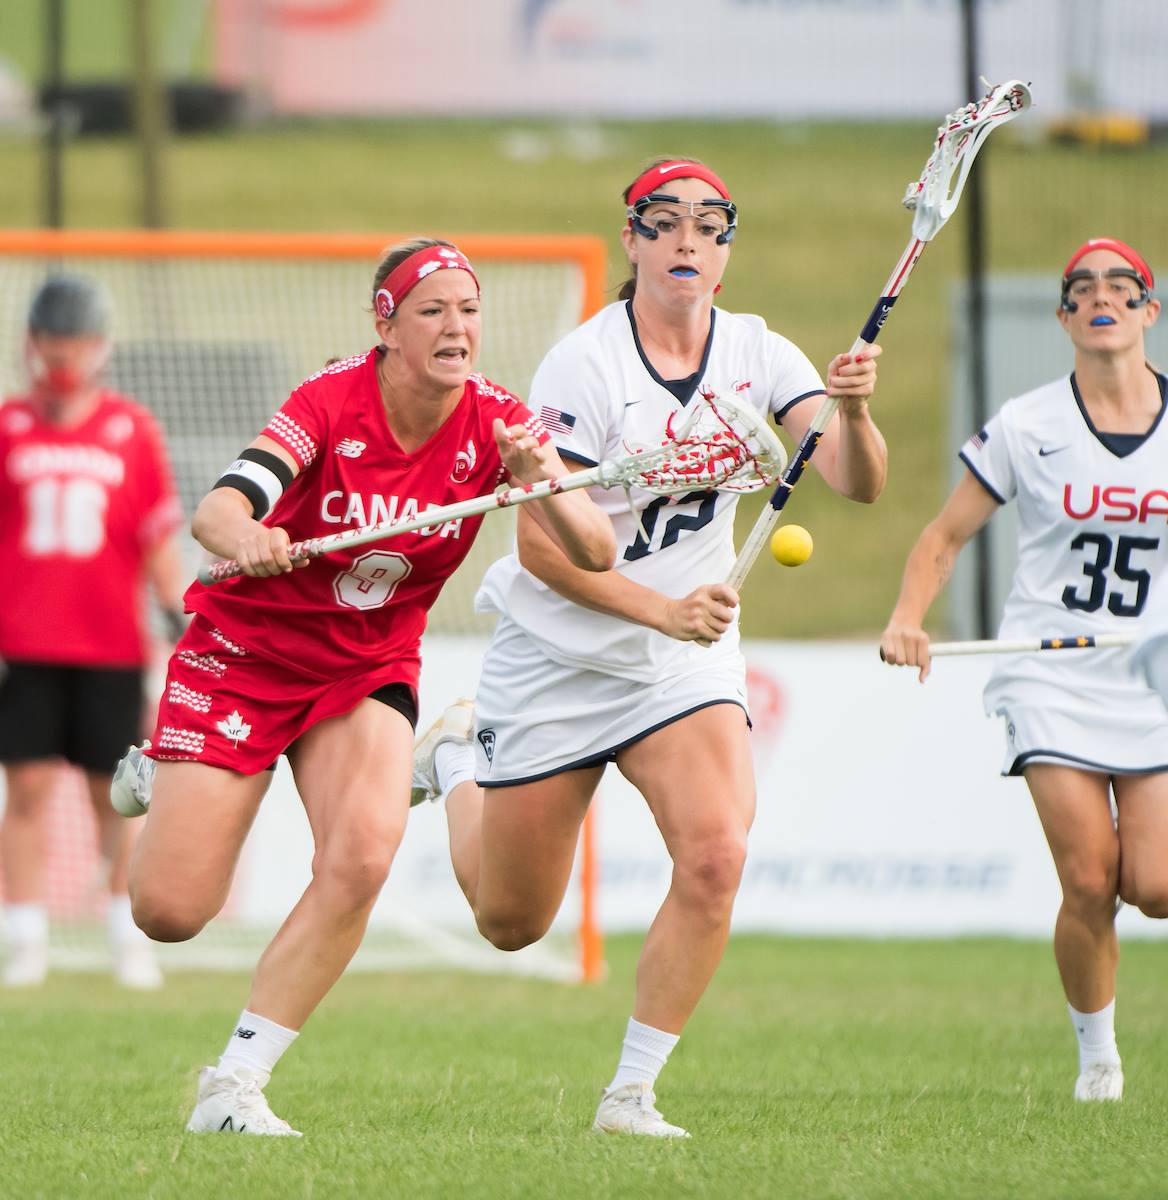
[215,0,1168,119]
[233,637,1167,941]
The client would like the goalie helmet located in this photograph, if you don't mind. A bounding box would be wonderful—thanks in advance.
[27,274,114,338]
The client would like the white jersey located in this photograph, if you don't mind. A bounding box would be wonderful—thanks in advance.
[477,300,825,680]
[961,371,1168,721]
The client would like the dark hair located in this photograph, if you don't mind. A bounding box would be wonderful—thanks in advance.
[28,273,114,337]
[618,155,715,301]
[370,238,457,313]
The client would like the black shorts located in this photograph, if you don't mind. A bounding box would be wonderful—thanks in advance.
[0,661,144,774]
[368,681,418,730]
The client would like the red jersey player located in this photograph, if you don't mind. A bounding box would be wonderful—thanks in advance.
[111,239,614,1136]
[0,274,185,990]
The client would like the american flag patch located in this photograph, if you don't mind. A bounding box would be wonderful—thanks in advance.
[969,427,989,449]
[538,405,577,435]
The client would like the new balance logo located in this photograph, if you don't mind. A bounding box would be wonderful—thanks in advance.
[234,1027,257,1039]
[335,438,367,458]
[478,728,496,765]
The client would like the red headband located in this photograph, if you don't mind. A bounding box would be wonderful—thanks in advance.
[626,160,731,208]
[375,245,480,319]
[1063,238,1154,290]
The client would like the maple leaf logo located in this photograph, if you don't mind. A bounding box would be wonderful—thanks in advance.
[216,710,252,747]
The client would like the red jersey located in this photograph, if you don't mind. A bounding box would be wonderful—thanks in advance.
[185,349,547,689]
[0,391,182,668]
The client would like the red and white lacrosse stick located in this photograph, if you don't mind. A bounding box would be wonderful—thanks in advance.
[726,79,1033,591]
[197,391,788,585]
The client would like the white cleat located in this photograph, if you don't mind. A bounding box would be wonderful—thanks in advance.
[592,1082,690,1138]
[410,698,474,807]
[2,942,48,988]
[1074,1062,1124,1102]
[114,940,163,991]
[186,1066,302,1136]
[110,742,155,817]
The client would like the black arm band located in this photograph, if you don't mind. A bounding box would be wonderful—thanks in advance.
[213,447,295,520]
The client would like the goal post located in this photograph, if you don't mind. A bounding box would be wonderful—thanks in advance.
[0,228,608,983]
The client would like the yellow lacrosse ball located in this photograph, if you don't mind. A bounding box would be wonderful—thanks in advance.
[771,524,813,567]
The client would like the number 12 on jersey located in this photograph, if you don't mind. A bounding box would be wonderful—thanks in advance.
[623,490,719,562]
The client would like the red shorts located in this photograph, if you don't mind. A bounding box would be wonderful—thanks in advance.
[147,615,416,775]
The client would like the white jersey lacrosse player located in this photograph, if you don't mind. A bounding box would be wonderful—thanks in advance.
[960,370,1168,776]
[414,157,886,1139]
[473,299,825,782]
[881,236,1167,1106]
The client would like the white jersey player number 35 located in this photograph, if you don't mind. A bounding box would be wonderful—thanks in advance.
[1063,532,1158,617]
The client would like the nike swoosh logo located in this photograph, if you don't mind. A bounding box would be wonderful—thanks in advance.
[1038,445,1069,457]
[624,401,642,409]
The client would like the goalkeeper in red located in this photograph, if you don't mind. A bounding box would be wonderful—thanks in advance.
[0,275,184,990]
[110,239,614,1136]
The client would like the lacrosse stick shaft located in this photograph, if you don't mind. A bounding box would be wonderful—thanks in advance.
[927,633,1136,657]
[198,390,784,585]
[725,240,925,591]
[725,80,1030,595]
[197,467,603,584]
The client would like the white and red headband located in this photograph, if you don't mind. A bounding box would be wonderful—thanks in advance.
[374,245,480,320]
[1063,238,1154,290]
[626,160,732,208]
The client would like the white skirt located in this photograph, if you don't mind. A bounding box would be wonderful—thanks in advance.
[994,700,1168,777]
[472,615,750,787]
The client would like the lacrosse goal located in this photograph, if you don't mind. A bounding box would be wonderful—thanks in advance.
[0,228,607,982]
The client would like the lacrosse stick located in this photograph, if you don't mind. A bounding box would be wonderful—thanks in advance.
[198,391,788,584]
[896,632,1136,659]
[726,79,1032,592]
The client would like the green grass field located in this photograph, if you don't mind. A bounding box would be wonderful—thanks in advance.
[2,935,1166,1199]
[2,14,1166,1199]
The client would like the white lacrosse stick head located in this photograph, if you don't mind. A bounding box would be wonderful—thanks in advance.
[903,79,1032,242]
[606,390,789,496]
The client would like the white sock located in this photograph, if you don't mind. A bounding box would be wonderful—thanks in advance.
[1069,999,1120,1071]
[607,1017,680,1091]
[435,740,476,801]
[106,894,149,948]
[5,903,48,948]
[216,1009,299,1088]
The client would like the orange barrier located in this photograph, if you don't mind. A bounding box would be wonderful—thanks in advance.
[0,229,608,328]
